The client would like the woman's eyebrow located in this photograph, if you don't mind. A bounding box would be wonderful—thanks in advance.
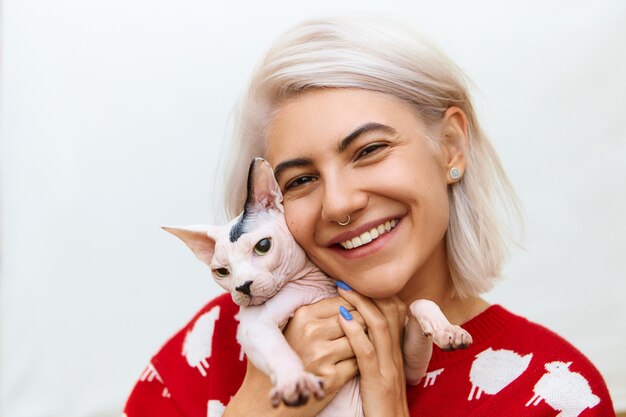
[273,157,313,182]
[337,122,396,152]
[273,123,396,180]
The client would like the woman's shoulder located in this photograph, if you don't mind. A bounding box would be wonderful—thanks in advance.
[472,304,615,415]
[410,304,615,416]
[482,305,607,375]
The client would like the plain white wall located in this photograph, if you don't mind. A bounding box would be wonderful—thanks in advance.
[1,1,625,416]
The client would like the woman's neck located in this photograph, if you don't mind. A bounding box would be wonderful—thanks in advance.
[397,240,489,325]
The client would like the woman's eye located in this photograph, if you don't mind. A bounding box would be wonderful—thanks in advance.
[254,238,272,255]
[356,143,387,159]
[213,267,230,278]
[285,175,317,190]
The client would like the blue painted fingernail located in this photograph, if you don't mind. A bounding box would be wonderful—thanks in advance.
[339,306,353,321]
[336,280,352,291]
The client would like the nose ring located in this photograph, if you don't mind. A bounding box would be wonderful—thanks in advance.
[337,215,351,226]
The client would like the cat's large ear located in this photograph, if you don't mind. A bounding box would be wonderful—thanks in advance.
[162,225,220,266]
[244,157,284,213]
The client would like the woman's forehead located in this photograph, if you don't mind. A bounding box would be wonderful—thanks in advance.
[265,88,419,163]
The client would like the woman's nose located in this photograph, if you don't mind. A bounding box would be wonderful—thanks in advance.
[320,173,367,223]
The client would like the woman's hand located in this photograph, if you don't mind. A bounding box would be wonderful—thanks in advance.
[337,285,411,417]
[224,296,364,417]
[283,295,365,395]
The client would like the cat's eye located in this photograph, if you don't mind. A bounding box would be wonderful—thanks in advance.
[214,267,230,278]
[254,238,272,255]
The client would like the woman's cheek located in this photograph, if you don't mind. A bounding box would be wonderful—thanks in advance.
[284,196,330,272]
[283,204,308,246]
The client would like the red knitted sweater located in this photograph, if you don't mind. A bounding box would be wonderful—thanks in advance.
[124,293,615,417]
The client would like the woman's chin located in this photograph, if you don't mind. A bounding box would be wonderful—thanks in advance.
[343,271,410,299]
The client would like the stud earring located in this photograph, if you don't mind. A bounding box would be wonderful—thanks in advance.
[450,167,462,180]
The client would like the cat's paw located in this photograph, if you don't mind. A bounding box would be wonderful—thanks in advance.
[410,299,473,351]
[270,371,325,407]
[430,324,473,351]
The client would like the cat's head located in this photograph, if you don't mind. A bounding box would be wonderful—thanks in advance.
[164,158,308,307]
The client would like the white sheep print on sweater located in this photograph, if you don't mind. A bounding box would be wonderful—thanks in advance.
[207,400,226,417]
[526,361,600,417]
[463,348,598,416]
[182,306,221,377]
[468,348,533,400]
[422,368,445,387]
[139,362,171,398]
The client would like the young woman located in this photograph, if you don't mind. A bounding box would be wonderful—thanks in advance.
[124,15,615,417]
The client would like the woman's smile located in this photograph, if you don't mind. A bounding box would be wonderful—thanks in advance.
[336,218,399,250]
[333,217,402,259]
[325,214,405,261]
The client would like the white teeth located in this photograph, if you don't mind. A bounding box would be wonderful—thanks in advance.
[339,219,399,250]
[360,232,373,244]
[351,236,363,247]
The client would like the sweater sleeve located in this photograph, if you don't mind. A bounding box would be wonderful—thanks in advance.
[124,362,185,417]
[124,294,246,417]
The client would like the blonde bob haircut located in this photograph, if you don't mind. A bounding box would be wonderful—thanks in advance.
[219,14,522,298]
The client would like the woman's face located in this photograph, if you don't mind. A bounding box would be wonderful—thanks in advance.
[266,88,458,299]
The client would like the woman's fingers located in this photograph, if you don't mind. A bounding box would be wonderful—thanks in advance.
[339,288,404,365]
[305,334,360,374]
[328,358,359,391]
[337,305,381,375]
[285,296,365,341]
[282,295,364,395]
[295,295,355,316]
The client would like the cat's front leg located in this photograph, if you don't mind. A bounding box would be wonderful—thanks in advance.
[403,299,472,385]
[238,320,324,406]
[237,290,326,407]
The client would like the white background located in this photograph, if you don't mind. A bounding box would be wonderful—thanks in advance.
[1,1,625,416]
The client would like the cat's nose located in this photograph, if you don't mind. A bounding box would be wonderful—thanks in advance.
[235,280,253,296]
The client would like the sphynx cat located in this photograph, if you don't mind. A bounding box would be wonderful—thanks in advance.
[164,158,472,416]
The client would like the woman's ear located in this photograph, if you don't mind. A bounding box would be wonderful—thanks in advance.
[440,106,469,184]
